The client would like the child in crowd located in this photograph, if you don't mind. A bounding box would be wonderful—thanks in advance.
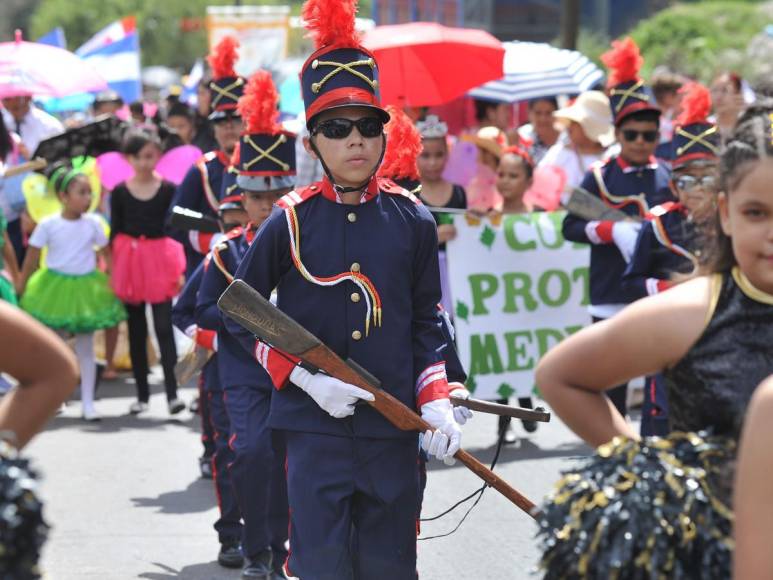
[466,126,506,211]
[494,146,540,439]
[18,164,126,421]
[622,82,720,436]
[110,131,186,416]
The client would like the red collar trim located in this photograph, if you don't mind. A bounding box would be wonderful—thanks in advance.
[319,175,380,204]
[209,150,230,166]
[245,222,257,244]
[616,155,658,173]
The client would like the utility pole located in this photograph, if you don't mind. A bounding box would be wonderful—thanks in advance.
[560,0,580,50]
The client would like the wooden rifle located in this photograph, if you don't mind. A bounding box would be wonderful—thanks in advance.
[218,280,538,518]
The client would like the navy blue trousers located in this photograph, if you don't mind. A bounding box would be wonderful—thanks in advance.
[198,374,215,458]
[207,385,242,543]
[640,374,670,437]
[284,431,420,580]
[224,384,288,562]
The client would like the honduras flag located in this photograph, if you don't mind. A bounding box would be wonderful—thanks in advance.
[76,17,142,104]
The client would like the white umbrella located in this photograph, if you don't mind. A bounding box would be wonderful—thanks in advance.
[469,41,604,103]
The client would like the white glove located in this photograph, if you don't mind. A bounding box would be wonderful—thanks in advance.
[420,398,462,465]
[612,221,643,263]
[290,366,375,419]
[448,383,473,425]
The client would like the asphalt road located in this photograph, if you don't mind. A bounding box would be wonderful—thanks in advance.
[25,373,597,580]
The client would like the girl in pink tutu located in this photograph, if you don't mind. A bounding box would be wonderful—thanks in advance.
[110,131,186,415]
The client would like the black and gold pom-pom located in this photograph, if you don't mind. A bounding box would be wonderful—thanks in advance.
[536,431,734,579]
[0,440,48,579]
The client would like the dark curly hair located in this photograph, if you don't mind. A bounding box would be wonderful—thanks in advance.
[699,98,773,274]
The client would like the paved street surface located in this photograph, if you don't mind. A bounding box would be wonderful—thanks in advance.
[26,373,597,580]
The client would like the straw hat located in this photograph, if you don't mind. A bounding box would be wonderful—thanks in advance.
[553,91,615,148]
[464,125,508,158]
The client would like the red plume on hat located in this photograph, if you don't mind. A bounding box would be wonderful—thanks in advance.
[601,37,643,87]
[208,36,240,81]
[378,106,421,181]
[238,70,281,135]
[301,0,361,49]
[676,82,712,127]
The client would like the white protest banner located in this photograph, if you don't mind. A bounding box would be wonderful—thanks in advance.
[445,211,590,400]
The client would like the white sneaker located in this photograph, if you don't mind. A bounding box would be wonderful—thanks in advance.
[82,408,101,422]
[168,398,186,415]
[129,401,149,415]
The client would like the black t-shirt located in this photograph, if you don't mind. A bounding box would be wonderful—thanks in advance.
[110,180,175,239]
[419,184,467,250]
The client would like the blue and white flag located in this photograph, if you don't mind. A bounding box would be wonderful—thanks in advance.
[180,59,204,107]
[76,17,142,103]
[36,27,67,49]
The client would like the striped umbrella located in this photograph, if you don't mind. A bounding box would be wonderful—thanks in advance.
[469,41,604,103]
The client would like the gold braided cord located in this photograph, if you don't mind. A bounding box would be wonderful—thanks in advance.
[243,135,290,172]
[210,78,244,107]
[610,79,649,113]
[285,207,382,335]
[675,126,719,157]
[311,58,377,94]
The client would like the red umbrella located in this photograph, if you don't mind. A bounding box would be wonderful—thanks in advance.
[362,22,505,108]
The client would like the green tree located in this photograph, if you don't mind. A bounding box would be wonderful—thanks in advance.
[30,0,373,69]
[627,1,770,82]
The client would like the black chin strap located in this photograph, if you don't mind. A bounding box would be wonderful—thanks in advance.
[309,133,387,196]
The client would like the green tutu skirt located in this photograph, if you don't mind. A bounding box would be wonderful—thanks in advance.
[0,275,17,305]
[536,431,735,579]
[21,269,126,334]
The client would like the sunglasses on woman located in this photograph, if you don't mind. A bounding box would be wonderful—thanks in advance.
[621,129,659,143]
[311,117,384,140]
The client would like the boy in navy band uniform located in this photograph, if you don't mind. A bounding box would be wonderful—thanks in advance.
[623,82,720,436]
[562,37,674,417]
[223,1,463,578]
[170,36,245,276]
[171,195,248,570]
[198,71,294,580]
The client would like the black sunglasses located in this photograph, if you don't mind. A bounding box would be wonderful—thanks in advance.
[621,129,659,143]
[311,117,384,139]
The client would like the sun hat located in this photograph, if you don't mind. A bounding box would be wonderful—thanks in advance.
[553,91,615,148]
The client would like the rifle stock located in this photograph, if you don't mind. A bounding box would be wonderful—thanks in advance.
[218,280,538,517]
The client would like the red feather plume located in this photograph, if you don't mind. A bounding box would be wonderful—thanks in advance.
[208,36,240,80]
[676,82,712,127]
[238,70,281,135]
[601,37,643,87]
[301,0,361,49]
[378,106,421,181]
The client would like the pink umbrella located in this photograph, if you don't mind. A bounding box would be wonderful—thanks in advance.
[96,145,203,190]
[0,30,107,98]
[362,22,504,107]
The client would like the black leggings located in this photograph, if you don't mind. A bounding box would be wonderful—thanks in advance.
[125,301,179,403]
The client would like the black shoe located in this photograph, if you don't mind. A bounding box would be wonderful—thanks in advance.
[218,542,243,568]
[521,419,538,433]
[242,550,272,579]
[199,456,213,479]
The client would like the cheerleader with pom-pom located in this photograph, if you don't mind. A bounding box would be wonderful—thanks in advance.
[18,164,126,421]
[534,102,773,579]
